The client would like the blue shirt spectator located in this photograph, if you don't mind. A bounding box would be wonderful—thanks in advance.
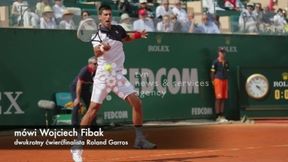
[195,14,220,33]
[133,9,155,31]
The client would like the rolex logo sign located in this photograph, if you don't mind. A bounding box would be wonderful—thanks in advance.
[148,35,170,53]
[225,37,231,45]
[282,72,288,80]
[156,35,162,44]
[273,72,288,88]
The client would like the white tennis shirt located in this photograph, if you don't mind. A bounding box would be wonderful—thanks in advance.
[91,25,128,73]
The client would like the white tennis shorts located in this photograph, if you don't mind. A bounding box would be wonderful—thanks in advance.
[91,70,136,104]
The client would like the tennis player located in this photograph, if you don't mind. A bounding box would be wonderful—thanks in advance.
[71,4,156,162]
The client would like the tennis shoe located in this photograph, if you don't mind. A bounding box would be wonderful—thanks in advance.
[134,138,157,149]
[71,149,83,162]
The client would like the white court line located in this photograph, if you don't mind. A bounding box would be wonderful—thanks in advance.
[230,148,240,151]
[272,144,288,148]
[101,144,288,162]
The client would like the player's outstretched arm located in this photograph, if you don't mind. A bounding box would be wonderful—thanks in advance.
[123,30,148,42]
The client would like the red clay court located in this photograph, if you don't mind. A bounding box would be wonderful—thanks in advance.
[0,122,287,162]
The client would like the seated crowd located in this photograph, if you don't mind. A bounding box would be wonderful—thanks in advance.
[10,0,288,33]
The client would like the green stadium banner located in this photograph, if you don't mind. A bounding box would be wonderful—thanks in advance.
[0,28,288,125]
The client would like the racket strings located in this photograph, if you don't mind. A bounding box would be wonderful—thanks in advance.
[77,18,99,42]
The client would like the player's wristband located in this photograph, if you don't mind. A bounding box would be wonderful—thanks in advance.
[133,32,142,39]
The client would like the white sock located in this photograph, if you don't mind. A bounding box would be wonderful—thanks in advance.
[135,126,144,139]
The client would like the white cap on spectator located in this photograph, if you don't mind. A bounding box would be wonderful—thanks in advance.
[63,10,73,16]
[247,3,254,7]
[139,0,147,3]
[43,6,53,13]
[120,13,130,21]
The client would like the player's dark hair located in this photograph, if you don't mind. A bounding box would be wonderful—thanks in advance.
[99,5,112,15]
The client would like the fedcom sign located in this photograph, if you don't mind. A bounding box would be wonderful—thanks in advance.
[104,111,128,120]
[0,91,24,115]
[191,107,213,116]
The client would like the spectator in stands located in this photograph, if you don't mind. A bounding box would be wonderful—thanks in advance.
[133,9,155,31]
[224,0,237,10]
[118,0,133,16]
[53,0,66,24]
[171,0,188,27]
[202,0,216,14]
[36,0,51,17]
[224,0,244,11]
[183,12,196,33]
[195,13,220,33]
[23,8,40,28]
[253,3,264,32]
[214,15,221,29]
[262,6,273,24]
[203,8,216,23]
[119,13,133,31]
[272,8,287,32]
[11,0,29,26]
[155,0,173,20]
[138,0,154,18]
[170,14,182,32]
[157,14,173,32]
[268,0,277,12]
[40,6,56,29]
[81,10,90,21]
[12,0,39,28]
[203,0,225,14]
[59,10,75,30]
[238,3,258,33]
[77,11,91,32]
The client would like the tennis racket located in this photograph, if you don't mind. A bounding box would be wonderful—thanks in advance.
[77,17,98,42]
